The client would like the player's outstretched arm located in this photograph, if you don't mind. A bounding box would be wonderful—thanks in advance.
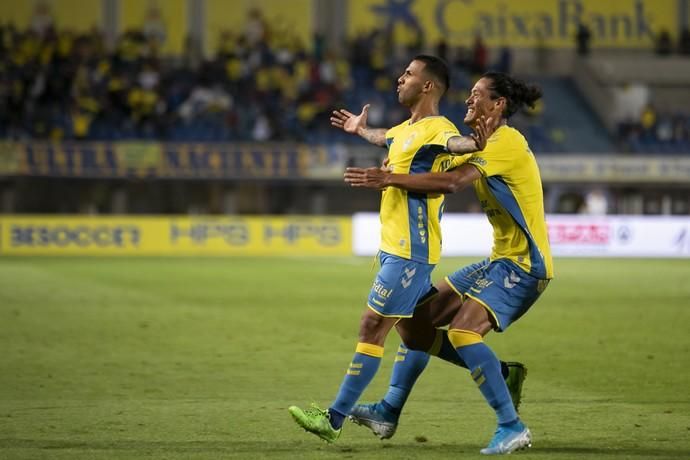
[330,104,387,147]
[446,116,495,153]
[344,164,481,194]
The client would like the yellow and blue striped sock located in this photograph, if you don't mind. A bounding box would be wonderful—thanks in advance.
[329,342,384,429]
[448,329,518,426]
[381,344,430,413]
[428,329,468,368]
[430,330,511,377]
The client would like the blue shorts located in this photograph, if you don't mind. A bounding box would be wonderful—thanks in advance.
[445,258,550,332]
[367,251,435,318]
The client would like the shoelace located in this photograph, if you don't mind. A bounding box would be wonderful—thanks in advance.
[304,403,328,418]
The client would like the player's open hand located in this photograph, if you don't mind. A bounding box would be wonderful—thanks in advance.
[331,105,370,135]
[471,115,497,151]
[344,166,389,189]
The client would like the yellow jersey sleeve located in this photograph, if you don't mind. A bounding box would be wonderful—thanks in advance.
[428,126,461,150]
[446,153,472,171]
[466,129,516,177]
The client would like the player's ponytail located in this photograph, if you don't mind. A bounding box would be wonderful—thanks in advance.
[482,71,542,118]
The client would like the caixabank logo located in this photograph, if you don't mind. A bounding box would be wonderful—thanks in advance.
[352,0,677,48]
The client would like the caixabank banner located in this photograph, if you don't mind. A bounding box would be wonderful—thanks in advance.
[0,216,351,256]
[349,0,680,48]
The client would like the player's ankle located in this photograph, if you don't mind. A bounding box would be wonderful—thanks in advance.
[381,399,401,416]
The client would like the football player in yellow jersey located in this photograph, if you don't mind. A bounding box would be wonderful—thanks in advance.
[288,55,493,443]
[344,72,553,455]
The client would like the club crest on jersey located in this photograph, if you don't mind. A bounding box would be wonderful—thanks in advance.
[403,133,417,151]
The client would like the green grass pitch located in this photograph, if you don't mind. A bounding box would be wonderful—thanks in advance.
[1,256,689,459]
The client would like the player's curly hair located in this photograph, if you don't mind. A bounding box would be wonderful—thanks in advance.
[482,72,542,118]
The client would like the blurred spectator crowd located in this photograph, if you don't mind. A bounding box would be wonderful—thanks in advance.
[0,8,352,143]
[0,9,534,147]
[2,9,687,153]
[617,105,690,154]
[0,9,352,143]
[611,27,690,153]
[614,83,690,154]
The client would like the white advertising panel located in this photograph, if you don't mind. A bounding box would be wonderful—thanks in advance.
[353,213,690,258]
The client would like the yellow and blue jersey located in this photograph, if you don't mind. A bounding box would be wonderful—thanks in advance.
[466,125,554,279]
[380,116,460,265]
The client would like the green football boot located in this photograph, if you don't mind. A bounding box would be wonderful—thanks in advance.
[288,404,342,443]
[505,362,527,412]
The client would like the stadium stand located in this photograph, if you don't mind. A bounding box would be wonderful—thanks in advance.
[1,0,689,217]
[0,21,599,153]
[573,53,690,153]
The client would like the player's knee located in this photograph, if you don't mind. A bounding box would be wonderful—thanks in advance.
[395,318,434,351]
[394,323,416,349]
[397,325,435,351]
[358,311,389,344]
[448,298,494,334]
[401,334,427,351]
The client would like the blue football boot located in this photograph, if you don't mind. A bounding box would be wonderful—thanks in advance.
[480,421,532,455]
[348,402,399,439]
